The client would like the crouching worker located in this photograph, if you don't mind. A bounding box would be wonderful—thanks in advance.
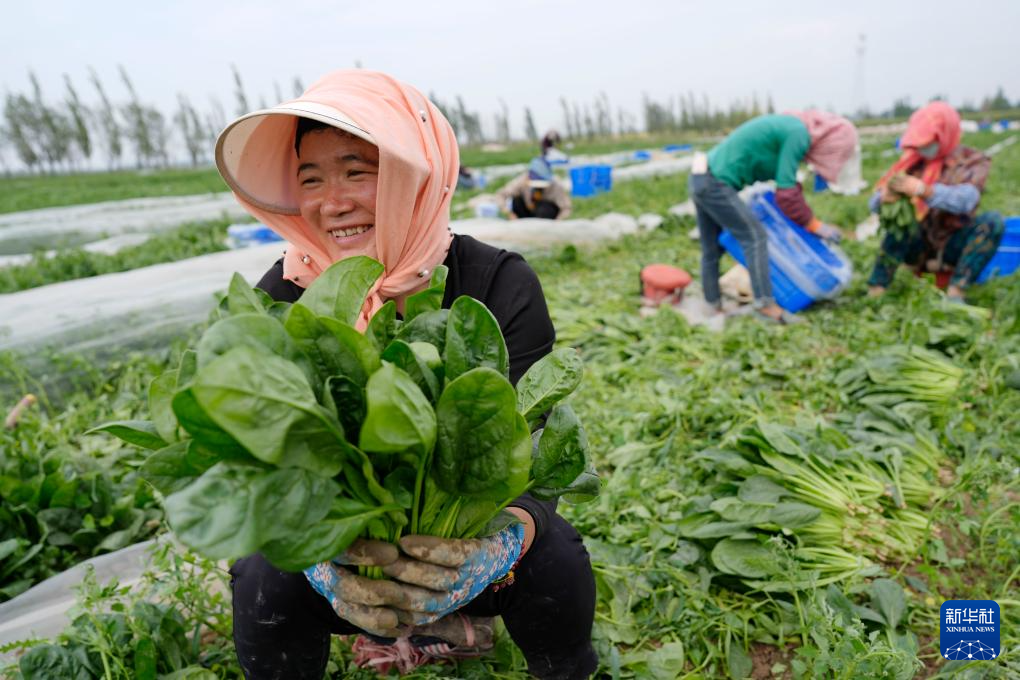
[215,69,597,679]
[498,157,572,220]
[867,101,1004,302]
[690,111,858,324]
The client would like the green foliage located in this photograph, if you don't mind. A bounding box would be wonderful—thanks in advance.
[89,259,599,569]
[2,542,239,680]
[0,168,226,215]
[5,131,1020,676]
[0,352,170,602]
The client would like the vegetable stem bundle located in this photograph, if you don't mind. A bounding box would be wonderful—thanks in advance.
[878,192,916,240]
[688,416,949,589]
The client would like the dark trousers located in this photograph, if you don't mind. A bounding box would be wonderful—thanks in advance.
[868,211,1005,289]
[511,195,561,220]
[230,514,597,680]
[688,171,774,308]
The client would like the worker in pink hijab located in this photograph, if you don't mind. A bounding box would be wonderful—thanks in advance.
[690,110,859,324]
[216,70,597,680]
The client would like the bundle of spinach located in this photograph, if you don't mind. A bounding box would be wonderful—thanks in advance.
[878,191,917,241]
[89,257,599,571]
[835,345,962,408]
[686,417,945,590]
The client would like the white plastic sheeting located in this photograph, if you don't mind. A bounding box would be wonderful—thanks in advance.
[0,150,692,260]
[455,213,644,251]
[0,233,153,268]
[0,540,158,655]
[0,193,250,258]
[0,214,654,353]
[0,243,284,352]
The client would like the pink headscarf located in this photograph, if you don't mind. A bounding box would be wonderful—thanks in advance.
[876,101,962,220]
[215,70,458,329]
[784,110,858,183]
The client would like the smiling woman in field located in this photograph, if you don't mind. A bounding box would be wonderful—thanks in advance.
[214,69,596,680]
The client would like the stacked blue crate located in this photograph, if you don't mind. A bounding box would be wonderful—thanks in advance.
[976,216,1020,283]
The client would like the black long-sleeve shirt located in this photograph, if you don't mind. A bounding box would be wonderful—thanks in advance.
[256,234,559,540]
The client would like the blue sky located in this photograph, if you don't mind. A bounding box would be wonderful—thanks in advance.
[2,0,1018,138]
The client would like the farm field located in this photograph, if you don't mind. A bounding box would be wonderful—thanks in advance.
[1,132,1019,679]
[0,133,701,217]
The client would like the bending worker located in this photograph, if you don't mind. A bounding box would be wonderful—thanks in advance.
[216,69,596,679]
[498,156,572,220]
[689,111,859,323]
[867,101,1003,301]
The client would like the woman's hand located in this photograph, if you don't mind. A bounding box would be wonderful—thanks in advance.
[813,223,843,242]
[888,174,928,198]
[382,523,526,625]
[880,184,901,204]
[304,539,432,636]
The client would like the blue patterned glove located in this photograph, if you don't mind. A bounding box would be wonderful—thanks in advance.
[382,523,525,625]
[303,539,420,636]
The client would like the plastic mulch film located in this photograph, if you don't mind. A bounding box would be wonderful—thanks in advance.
[0,540,159,656]
[0,194,250,257]
[0,243,285,353]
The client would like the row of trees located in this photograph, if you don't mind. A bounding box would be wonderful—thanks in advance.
[430,89,773,148]
[868,87,1015,120]
[1,66,304,174]
[2,68,1016,174]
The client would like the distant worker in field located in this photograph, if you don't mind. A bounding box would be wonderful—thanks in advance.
[866,101,1003,302]
[541,129,566,162]
[456,164,478,190]
[689,111,859,324]
[498,156,572,220]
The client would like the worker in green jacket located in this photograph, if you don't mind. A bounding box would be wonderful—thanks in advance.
[690,111,859,323]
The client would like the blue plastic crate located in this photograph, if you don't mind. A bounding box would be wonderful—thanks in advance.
[664,144,692,153]
[633,150,652,162]
[569,164,613,197]
[718,190,853,312]
[976,216,1020,283]
[719,232,815,312]
[227,222,283,248]
[813,174,828,192]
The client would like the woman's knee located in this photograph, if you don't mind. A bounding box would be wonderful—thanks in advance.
[515,516,595,615]
[974,211,1005,238]
[231,554,324,626]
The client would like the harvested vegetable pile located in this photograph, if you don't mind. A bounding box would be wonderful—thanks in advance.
[89,257,599,571]
[836,344,963,406]
[689,415,947,592]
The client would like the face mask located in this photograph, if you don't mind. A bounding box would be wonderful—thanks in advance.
[917,142,939,159]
